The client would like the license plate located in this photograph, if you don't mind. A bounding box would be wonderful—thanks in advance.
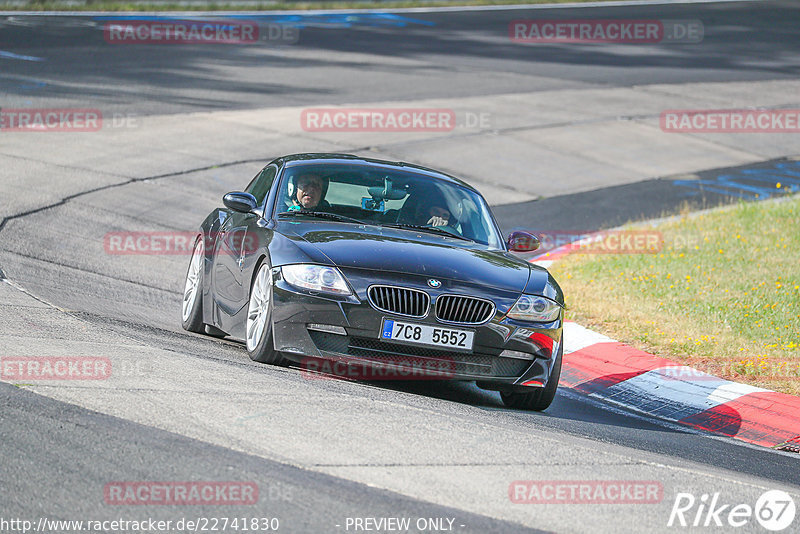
[380,319,474,351]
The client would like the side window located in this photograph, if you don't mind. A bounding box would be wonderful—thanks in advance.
[245,165,277,205]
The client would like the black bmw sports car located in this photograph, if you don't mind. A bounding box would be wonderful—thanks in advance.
[182,153,565,410]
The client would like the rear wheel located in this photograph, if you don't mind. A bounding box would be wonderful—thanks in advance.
[501,342,562,411]
[181,238,205,333]
[246,261,286,365]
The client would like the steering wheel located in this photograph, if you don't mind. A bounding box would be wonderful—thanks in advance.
[427,224,462,237]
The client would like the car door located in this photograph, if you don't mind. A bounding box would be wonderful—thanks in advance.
[212,165,278,336]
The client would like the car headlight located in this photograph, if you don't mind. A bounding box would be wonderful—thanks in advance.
[507,295,561,322]
[281,264,352,296]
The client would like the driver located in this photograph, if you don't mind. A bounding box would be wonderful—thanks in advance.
[289,173,328,210]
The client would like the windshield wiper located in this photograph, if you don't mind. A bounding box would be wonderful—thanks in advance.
[279,210,364,225]
[382,223,474,242]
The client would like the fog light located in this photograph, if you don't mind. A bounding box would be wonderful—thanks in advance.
[307,324,347,335]
[499,349,535,361]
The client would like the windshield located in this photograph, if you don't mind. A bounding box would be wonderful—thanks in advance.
[275,163,504,249]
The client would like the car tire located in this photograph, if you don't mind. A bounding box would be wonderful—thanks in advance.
[500,341,563,411]
[246,260,287,366]
[181,237,206,334]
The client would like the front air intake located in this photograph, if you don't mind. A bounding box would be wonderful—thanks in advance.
[435,295,495,325]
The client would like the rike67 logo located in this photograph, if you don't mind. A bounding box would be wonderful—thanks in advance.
[668,490,796,531]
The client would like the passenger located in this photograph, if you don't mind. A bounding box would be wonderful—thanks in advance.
[424,203,453,228]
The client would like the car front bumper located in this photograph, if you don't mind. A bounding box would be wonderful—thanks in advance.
[270,266,563,390]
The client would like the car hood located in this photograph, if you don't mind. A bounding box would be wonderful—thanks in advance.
[277,220,550,294]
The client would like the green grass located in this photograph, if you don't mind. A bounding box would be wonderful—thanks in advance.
[0,0,623,11]
[551,194,800,396]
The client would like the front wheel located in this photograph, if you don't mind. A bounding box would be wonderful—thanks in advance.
[181,237,205,333]
[246,261,286,365]
[501,342,562,411]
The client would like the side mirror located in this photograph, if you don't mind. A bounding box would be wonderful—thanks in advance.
[223,191,258,213]
[507,231,540,252]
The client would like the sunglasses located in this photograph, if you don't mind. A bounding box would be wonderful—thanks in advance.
[297,179,322,190]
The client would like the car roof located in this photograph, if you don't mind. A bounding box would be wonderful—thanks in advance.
[275,153,478,192]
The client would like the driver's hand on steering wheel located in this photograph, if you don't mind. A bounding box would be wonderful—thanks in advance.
[426,216,450,227]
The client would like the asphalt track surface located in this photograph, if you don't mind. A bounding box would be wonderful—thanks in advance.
[1,1,799,115]
[1,1,800,533]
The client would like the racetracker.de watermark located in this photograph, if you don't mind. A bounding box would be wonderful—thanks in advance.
[1,357,112,381]
[103,231,258,255]
[0,108,101,132]
[104,482,258,505]
[509,19,703,43]
[661,360,800,382]
[300,357,456,381]
[103,20,298,45]
[300,108,464,132]
[509,480,663,504]
[0,109,141,132]
[535,230,663,254]
[661,109,800,133]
